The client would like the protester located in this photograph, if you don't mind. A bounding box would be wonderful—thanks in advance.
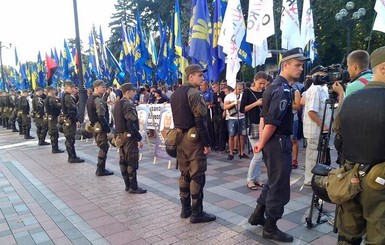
[224,82,247,160]
[240,72,267,190]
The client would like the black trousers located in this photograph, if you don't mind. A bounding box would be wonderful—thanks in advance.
[257,135,292,220]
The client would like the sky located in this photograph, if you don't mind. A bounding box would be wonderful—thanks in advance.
[0,0,116,66]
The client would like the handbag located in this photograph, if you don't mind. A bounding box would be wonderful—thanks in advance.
[228,106,238,116]
[249,123,259,139]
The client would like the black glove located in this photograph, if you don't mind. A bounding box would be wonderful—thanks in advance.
[98,116,110,133]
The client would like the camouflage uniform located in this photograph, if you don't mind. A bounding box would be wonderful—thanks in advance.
[45,88,64,153]
[32,90,49,145]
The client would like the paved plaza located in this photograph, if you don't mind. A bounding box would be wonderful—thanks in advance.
[0,127,340,245]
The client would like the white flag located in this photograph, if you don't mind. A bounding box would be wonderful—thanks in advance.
[373,0,385,33]
[251,40,269,67]
[218,0,245,88]
[280,0,301,49]
[246,0,275,46]
[300,0,315,50]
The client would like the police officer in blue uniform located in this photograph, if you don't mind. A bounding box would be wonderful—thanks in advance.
[248,48,309,242]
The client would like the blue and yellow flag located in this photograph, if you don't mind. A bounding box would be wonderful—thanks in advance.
[88,32,100,77]
[156,18,168,82]
[134,10,149,69]
[211,0,226,82]
[37,52,45,88]
[188,0,211,74]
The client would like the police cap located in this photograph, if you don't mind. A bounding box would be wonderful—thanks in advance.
[185,64,207,77]
[282,47,311,62]
[92,79,106,88]
[370,46,385,69]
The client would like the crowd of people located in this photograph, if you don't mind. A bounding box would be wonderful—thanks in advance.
[0,45,384,243]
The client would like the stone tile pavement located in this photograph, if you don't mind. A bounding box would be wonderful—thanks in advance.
[0,126,341,244]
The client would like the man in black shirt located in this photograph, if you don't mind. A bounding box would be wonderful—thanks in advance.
[248,48,309,242]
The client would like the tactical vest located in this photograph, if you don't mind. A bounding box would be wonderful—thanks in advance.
[340,87,385,165]
[170,86,194,130]
[20,96,29,114]
[61,92,70,115]
[114,99,129,133]
[46,96,61,117]
[86,95,99,124]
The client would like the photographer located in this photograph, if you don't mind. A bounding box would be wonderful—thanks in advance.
[345,50,373,97]
[333,46,385,245]
[302,66,333,186]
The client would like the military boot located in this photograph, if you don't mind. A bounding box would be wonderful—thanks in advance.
[52,144,64,153]
[24,129,35,139]
[190,196,216,224]
[38,137,50,146]
[180,197,192,218]
[68,150,84,163]
[248,203,266,226]
[262,218,293,242]
[127,171,147,194]
[95,157,114,176]
[121,166,130,191]
[18,124,23,135]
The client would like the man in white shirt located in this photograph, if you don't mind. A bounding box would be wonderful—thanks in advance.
[303,66,332,186]
[224,82,247,160]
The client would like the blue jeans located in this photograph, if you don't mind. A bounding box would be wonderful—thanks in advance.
[247,135,262,182]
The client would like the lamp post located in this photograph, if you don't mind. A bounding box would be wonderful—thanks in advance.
[0,42,12,91]
[335,1,366,55]
[72,0,87,123]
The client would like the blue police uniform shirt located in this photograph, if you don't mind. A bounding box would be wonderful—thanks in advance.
[261,75,293,135]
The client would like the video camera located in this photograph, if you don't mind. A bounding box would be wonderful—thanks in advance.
[312,64,350,86]
[308,64,350,100]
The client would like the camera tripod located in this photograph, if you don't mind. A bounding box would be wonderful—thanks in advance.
[305,95,338,229]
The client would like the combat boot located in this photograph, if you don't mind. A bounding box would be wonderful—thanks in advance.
[190,197,216,224]
[38,140,50,146]
[262,218,293,242]
[120,166,131,191]
[180,197,192,218]
[52,149,65,154]
[68,150,84,163]
[248,203,266,226]
[95,157,114,176]
[24,130,35,139]
[127,171,147,194]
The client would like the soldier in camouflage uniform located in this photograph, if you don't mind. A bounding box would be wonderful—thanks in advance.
[2,90,10,129]
[113,83,147,194]
[86,80,114,176]
[45,86,64,153]
[9,89,19,132]
[15,91,23,135]
[62,81,84,163]
[32,87,49,145]
[20,89,34,139]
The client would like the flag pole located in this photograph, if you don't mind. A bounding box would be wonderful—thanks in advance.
[73,0,86,123]
[367,12,377,52]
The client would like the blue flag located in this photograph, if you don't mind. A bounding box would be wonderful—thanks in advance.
[211,0,226,82]
[189,0,211,76]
